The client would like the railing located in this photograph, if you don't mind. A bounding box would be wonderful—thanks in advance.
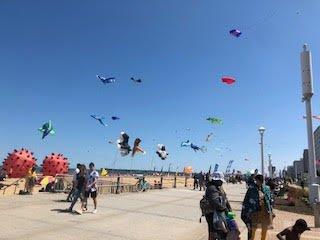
[0,178,24,195]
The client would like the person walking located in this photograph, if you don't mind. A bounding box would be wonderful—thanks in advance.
[68,165,86,213]
[66,163,81,202]
[205,172,232,240]
[83,162,99,213]
[241,174,274,240]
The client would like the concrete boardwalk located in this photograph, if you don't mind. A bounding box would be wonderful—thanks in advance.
[1,184,320,240]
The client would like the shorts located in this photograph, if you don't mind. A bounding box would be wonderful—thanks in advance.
[85,190,97,199]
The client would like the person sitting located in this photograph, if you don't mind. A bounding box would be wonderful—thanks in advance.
[276,219,311,240]
[25,167,37,194]
[0,168,7,181]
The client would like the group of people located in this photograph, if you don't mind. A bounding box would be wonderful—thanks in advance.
[66,162,99,214]
[203,171,311,240]
[193,171,210,191]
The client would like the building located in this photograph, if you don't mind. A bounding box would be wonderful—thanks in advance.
[293,159,304,180]
[303,149,309,173]
[286,165,295,179]
[314,125,320,172]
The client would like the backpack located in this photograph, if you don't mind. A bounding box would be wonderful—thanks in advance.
[199,195,214,222]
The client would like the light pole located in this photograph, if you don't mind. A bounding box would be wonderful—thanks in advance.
[259,127,266,176]
[300,44,320,227]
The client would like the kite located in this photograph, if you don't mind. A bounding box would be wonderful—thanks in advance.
[38,120,55,139]
[190,143,206,153]
[156,144,169,160]
[117,132,131,157]
[229,29,242,38]
[132,138,146,157]
[111,116,120,120]
[181,140,191,147]
[131,77,142,83]
[96,75,115,84]
[90,115,108,127]
[207,117,223,125]
[221,76,236,85]
[303,115,320,120]
[107,140,114,144]
[244,158,249,161]
[205,133,213,142]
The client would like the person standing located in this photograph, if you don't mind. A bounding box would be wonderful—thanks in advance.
[193,172,199,190]
[84,162,99,213]
[241,174,274,240]
[205,172,232,240]
[199,171,205,191]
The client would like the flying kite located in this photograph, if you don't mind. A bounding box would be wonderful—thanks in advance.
[131,77,142,83]
[156,144,169,160]
[190,143,206,153]
[132,138,146,157]
[111,116,120,120]
[229,29,242,38]
[221,76,236,85]
[38,120,55,139]
[117,132,131,157]
[303,115,320,120]
[90,115,108,127]
[181,140,191,147]
[96,75,115,84]
[207,117,223,125]
[205,133,213,142]
[107,140,114,144]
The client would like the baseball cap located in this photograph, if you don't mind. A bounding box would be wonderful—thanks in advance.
[295,219,311,230]
[212,172,225,182]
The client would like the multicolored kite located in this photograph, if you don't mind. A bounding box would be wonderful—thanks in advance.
[117,132,131,157]
[156,144,169,160]
[38,120,55,139]
[132,138,146,157]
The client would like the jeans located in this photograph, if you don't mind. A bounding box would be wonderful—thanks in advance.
[69,189,83,211]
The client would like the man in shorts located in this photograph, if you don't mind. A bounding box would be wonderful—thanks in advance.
[84,162,99,213]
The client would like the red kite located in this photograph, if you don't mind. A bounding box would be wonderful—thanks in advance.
[222,76,236,85]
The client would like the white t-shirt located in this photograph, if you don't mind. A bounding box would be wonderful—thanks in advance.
[86,170,99,192]
[72,168,80,182]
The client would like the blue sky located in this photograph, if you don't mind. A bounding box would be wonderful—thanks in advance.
[1,0,320,173]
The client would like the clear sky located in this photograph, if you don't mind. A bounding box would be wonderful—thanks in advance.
[1,0,320,173]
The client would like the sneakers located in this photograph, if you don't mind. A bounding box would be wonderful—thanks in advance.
[92,209,97,214]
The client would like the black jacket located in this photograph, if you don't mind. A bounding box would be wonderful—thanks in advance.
[205,184,231,212]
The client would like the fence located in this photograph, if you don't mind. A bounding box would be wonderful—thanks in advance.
[52,174,193,195]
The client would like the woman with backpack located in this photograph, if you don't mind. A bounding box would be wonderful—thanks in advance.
[205,172,232,240]
[241,173,274,240]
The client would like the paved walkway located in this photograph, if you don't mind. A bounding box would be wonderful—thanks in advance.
[0,184,319,240]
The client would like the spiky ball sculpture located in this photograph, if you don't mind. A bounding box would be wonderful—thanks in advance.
[2,148,37,178]
[42,153,69,176]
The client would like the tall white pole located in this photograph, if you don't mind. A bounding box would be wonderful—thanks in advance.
[300,44,320,227]
[260,132,265,176]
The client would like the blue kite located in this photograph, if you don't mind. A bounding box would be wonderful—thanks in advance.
[90,115,108,127]
[131,77,142,83]
[38,120,55,139]
[97,75,116,84]
[111,116,120,120]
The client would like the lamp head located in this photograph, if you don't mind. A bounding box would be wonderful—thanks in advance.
[258,126,266,134]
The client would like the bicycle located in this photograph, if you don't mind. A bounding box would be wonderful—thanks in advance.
[135,176,150,192]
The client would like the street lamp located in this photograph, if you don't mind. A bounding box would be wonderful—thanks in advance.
[258,127,266,176]
[300,44,320,227]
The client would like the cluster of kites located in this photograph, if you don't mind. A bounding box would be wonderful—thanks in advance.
[97,75,142,84]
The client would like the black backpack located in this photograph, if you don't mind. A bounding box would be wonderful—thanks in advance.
[199,195,214,222]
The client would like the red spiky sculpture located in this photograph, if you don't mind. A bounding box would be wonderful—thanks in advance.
[2,148,37,178]
[42,153,69,176]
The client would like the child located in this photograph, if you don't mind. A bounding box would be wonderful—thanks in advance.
[226,212,240,240]
[277,219,311,240]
